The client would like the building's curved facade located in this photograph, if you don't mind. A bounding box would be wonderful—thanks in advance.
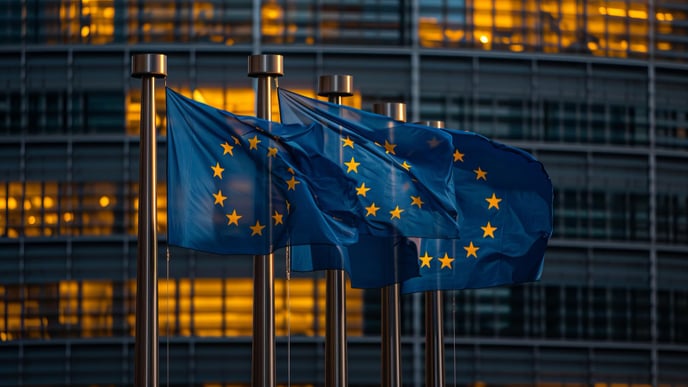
[1,1,687,386]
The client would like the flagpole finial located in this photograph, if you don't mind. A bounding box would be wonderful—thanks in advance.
[131,53,167,78]
[374,102,406,122]
[318,75,354,98]
[248,54,284,77]
[416,120,445,128]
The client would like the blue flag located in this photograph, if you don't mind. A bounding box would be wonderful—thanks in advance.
[401,129,553,293]
[278,88,461,287]
[166,88,361,255]
[278,88,552,290]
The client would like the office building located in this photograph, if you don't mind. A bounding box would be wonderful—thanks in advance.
[0,1,687,385]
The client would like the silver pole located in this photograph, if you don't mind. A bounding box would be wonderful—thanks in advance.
[373,102,406,387]
[131,53,167,387]
[248,54,283,387]
[416,120,446,387]
[318,74,354,387]
[415,120,446,387]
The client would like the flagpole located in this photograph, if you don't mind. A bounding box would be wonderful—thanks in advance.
[131,53,167,387]
[373,102,406,387]
[416,120,446,387]
[318,74,354,387]
[248,54,283,387]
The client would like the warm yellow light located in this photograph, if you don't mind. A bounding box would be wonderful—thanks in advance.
[479,35,489,44]
[599,6,607,15]
[606,7,627,17]
[620,40,628,49]
[45,213,58,225]
[99,196,110,208]
[81,26,90,38]
[657,42,672,50]
[7,197,17,210]
[44,197,54,209]
[24,200,31,210]
[104,7,114,18]
[445,29,463,42]
[63,212,74,222]
[32,196,42,207]
[192,90,207,104]
[587,41,599,51]
[27,216,37,225]
[510,44,524,52]
[631,44,648,52]
[628,10,648,19]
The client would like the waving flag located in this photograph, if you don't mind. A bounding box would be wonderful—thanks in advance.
[278,88,552,290]
[400,129,553,293]
[166,88,360,255]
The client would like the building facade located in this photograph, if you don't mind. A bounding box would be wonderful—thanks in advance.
[1,1,687,385]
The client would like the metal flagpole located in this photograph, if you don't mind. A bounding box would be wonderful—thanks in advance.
[131,53,167,387]
[247,54,283,387]
[318,74,354,387]
[373,102,406,387]
[417,120,446,387]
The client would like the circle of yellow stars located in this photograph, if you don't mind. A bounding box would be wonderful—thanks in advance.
[416,145,503,270]
[211,135,296,238]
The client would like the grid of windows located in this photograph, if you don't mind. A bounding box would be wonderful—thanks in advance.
[1,1,688,386]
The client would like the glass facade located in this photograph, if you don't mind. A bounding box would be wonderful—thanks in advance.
[1,1,688,386]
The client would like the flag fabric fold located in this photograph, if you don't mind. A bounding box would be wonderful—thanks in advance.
[277,88,553,291]
[166,88,361,255]
[167,86,462,286]
[400,129,553,293]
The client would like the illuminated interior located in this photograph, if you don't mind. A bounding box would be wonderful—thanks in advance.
[45,0,678,58]
[0,278,363,341]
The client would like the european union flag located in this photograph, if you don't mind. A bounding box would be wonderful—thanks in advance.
[400,129,553,293]
[278,89,552,290]
[166,88,361,255]
[278,88,460,239]
[278,88,461,287]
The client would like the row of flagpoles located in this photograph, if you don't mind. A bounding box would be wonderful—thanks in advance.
[133,51,555,387]
[130,53,445,387]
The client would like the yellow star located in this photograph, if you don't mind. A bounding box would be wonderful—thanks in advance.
[438,253,455,269]
[341,136,355,148]
[384,140,397,155]
[419,251,433,268]
[213,189,227,207]
[226,209,242,226]
[272,211,283,225]
[356,182,371,197]
[232,136,241,145]
[250,220,266,236]
[267,147,278,157]
[464,241,479,258]
[410,195,424,208]
[486,193,502,210]
[344,157,360,173]
[221,142,234,156]
[287,167,295,175]
[248,135,261,150]
[390,205,404,220]
[365,203,380,217]
[474,167,487,180]
[453,149,464,162]
[400,161,411,171]
[211,162,224,179]
[481,221,497,238]
[286,176,300,191]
